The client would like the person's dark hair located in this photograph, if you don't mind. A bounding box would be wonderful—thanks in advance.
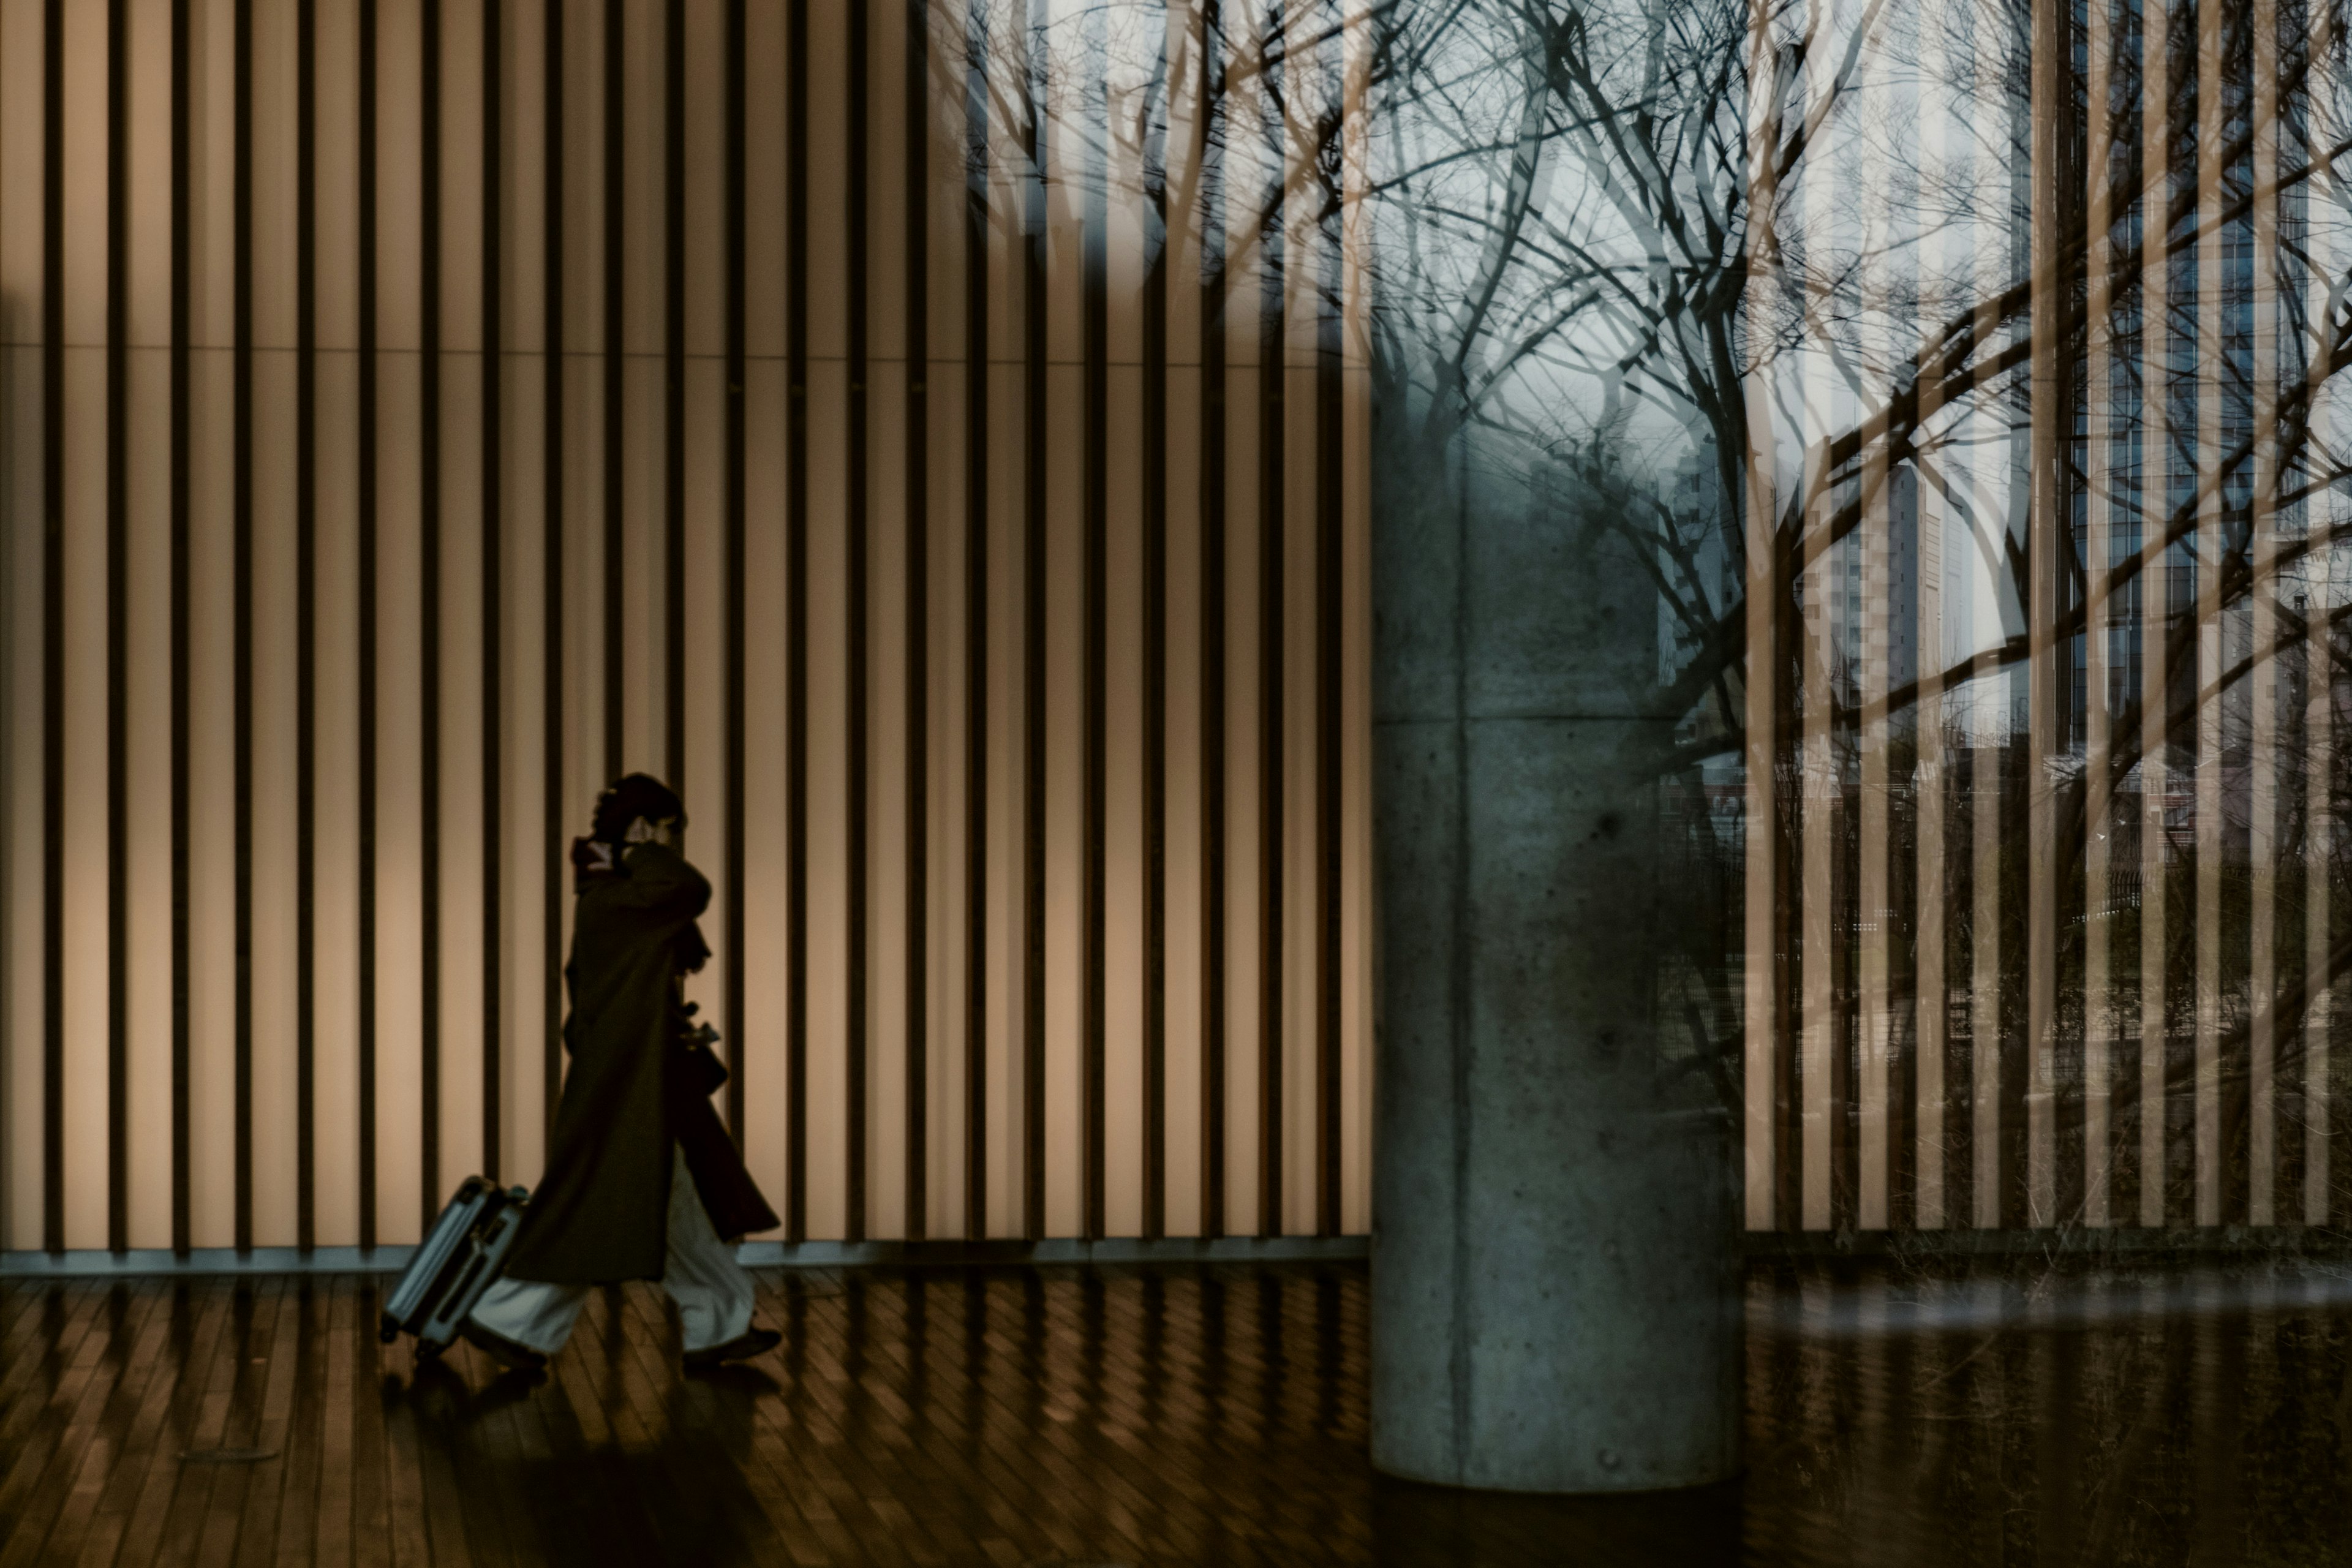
[590,773,685,843]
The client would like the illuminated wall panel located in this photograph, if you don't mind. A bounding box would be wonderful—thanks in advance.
[0,0,1371,1253]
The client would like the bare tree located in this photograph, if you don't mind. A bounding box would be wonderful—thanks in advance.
[1362,0,2352,1232]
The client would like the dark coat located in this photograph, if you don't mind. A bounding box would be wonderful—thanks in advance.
[503,840,779,1284]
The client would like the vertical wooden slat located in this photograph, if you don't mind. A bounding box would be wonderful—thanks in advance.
[307,0,360,1251]
[0,0,26,1250]
[295,0,317,1248]
[785,0,809,1241]
[1311,0,1343,1242]
[543,0,569,1160]
[416,0,443,1224]
[1281,0,1319,1238]
[58,0,107,1252]
[1793,13,1844,1234]
[1912,0,1959,1234]
[126,0,177,1254]
[2141,0,2171,1231]
[865,0,911,1242]
[1855,9,1891,1234]
[1799,445,1832,1231]
[1994,38,2030,1235]
[1340,0,1374,1237]
[1044,0,1077,1250]
[1101,0,1147,1250]
[1915,396,1946,1231]
[0,0,30,1254]
[1909,0,1948,1233]
[251,0,304,1254]
[959,0,989,1242]
[2250,0,2281,1226]
[1219,0,1257,1244]
[2271,1,2305,1227]
[371,0,427,1248]
[2025,0,2065,1230]
[1018,0,1047,1244]
[722,0,747,1146]
[919,0,962,1243]
[1740,0,1781,1232]
[679,0,726,1179]
[617,0,660,777]
[40,0,65,1257]
[499,1,547,1189]
[1792,63,1834,1229]
[233,0,257,1251]
[902,0,930,1242]
[846,0,873,1245]
[737,0,783,1221]
[355,0,379,1251]
[1975,48,2019,1231]
[1251,0,1284,1241]
[2103,18,2142,1219]
[108,0,134,1254]
[168,0,194,1257]
[412,0,476,1211]
[1141,0,1170,1243]
[2307,0,2336,1228]
[982,0,1019,1245]
[561,0,598,826]
[599,0,621,782]
[969,0,1006,1250]
[1958,29,1999,1234]
[1160,0,1204,1243]
[2084,0,2117,1228]
[480,0,505,1185]
[2193,0,2223,1227]
[2310,514,2336,1232]
[1198,0,1229,1241]
[802,0,850,1246]
[1081,0,1109,1246]
[1101,1,1147,1243]
[1969,508,2000,1227]
[662,0,685,793]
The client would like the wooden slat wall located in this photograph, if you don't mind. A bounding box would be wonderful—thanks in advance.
[1742,0,2351,1234]
[0,0,1373,1253]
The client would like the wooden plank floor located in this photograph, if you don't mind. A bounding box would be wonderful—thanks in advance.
[23,1257,2350,1565]
[2,1263,1700,1568]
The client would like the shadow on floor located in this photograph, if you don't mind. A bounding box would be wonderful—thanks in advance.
[1370,1474,1746,1565]
[13,1259,2352,1564]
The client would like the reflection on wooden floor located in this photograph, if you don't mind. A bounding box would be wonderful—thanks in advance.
[1743,1259,2352,1567]
[10,1259,2345,1565]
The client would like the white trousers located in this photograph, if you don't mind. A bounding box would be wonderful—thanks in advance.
[469,1145,757,1355]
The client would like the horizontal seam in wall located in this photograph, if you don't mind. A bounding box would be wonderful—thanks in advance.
[4,344,1261,371]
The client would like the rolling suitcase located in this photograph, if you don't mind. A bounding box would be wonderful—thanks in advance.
[379,1176,532,1359]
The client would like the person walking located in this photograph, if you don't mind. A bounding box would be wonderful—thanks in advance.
[464,773,782,1371]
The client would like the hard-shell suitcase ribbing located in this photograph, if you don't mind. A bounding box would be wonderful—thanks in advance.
[379,1176,531,1359]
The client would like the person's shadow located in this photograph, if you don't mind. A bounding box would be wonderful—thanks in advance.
[386,1346,785,1566]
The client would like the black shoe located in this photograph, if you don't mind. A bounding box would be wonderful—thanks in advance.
[683,1326,781,1370]
[459,1320,548,1372]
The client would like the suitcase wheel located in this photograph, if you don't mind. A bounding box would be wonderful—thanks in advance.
[415,1340,443,1362]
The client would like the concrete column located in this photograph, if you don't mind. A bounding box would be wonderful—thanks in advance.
[1369,429,1740,1493]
